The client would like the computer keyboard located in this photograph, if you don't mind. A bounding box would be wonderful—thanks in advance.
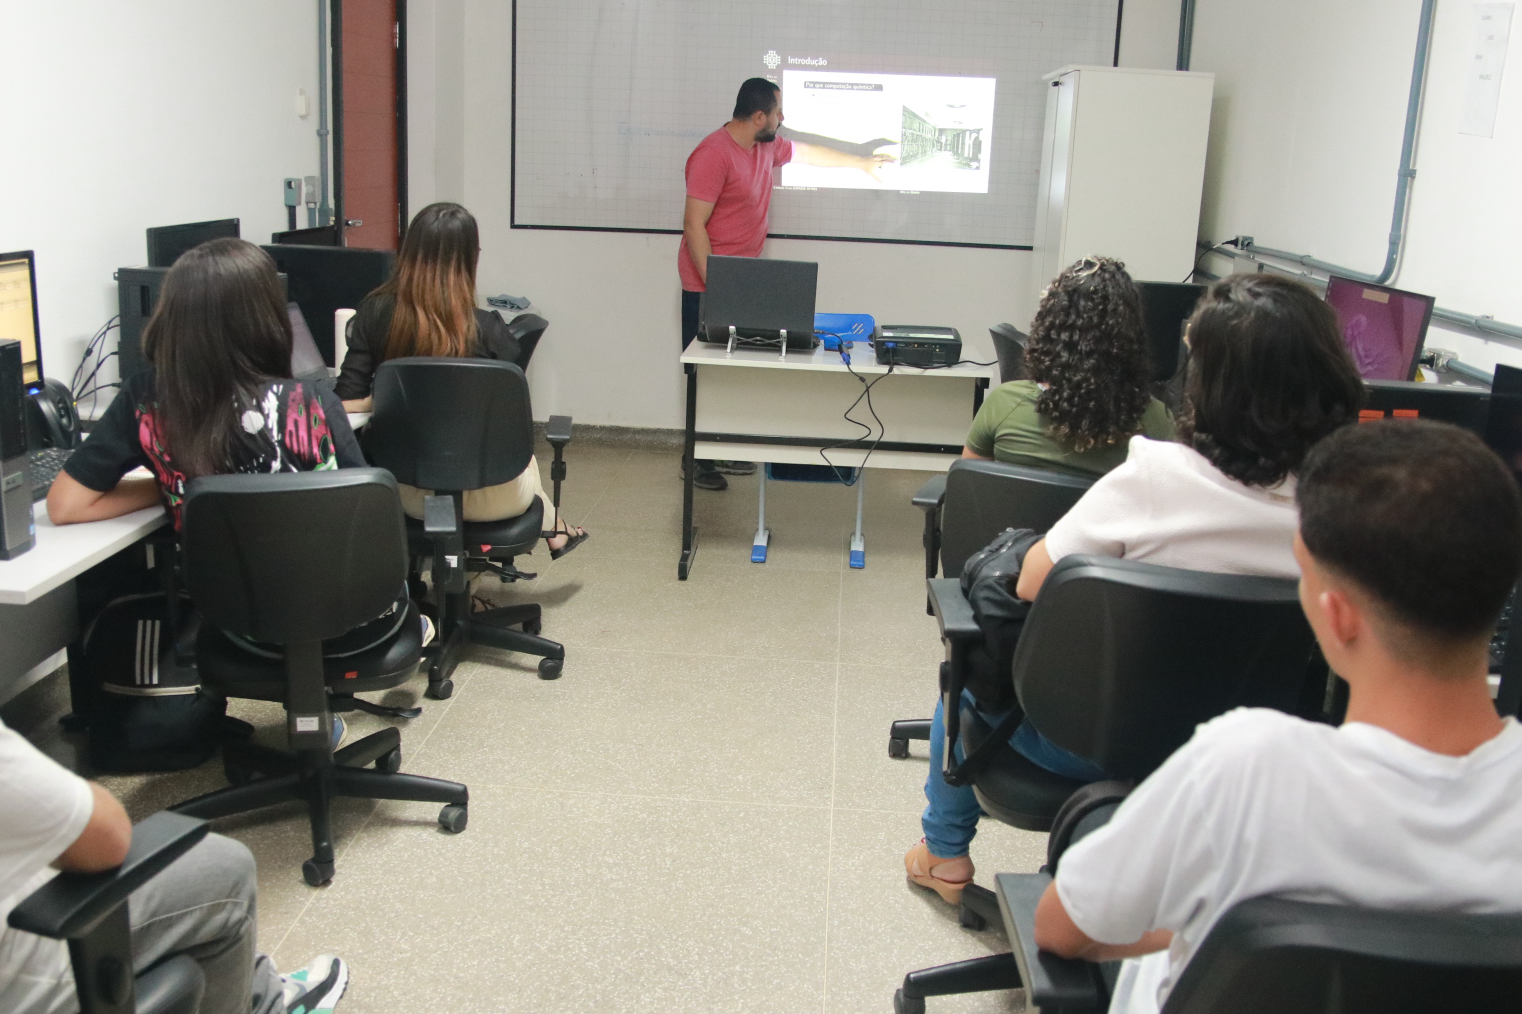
[28,446,71,503]
[1491,587,1516,674]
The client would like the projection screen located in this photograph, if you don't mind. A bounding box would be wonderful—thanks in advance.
[512,0,1122,248]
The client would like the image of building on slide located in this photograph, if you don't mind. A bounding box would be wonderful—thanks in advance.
[899,106,983,170]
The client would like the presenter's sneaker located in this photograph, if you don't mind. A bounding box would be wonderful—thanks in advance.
[281,954,349,1014]
[904,839,974,904]
[712,460,757,475]
[682,462,729,491]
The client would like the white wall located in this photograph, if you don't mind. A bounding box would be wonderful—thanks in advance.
[0,1,323,389]
[1191,0,1522,374]
[416,0,1179,429]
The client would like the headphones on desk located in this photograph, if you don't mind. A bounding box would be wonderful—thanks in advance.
[28,378,80,450]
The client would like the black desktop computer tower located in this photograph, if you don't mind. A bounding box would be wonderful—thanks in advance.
[115,266,169,384]
[0,339,35,558]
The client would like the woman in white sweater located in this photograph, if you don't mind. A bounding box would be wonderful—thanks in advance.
[908,273,1366,905]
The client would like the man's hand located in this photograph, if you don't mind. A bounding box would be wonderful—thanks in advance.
[1033,880,1172,962]
[794,142,897,182]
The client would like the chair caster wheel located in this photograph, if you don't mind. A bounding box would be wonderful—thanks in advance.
[439,804,468,833]
[224,761,253,786]
[537,657,563,680]
[523,619,541,635]
[958,903,988,931]
[426,679,454,700]
[302,859,335,886]
[376,748,402,773]
[888,737,910,759]
[893,988,925,1014]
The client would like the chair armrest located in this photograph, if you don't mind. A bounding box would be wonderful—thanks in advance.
[423,494,459,536]
[9,812,209,940]
[927,578,979,644]
[912,472,947,511]
[544,415,573,448]
[995,873,1107,1012]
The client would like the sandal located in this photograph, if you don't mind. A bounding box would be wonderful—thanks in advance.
[904,839,974,904]
[544,522,590,560]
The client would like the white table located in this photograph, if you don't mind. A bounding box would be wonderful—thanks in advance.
[0,502,167,702]
[678,342,995,578]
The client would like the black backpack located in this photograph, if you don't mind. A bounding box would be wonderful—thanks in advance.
[956,526,1041,712]
[79,592,227,773]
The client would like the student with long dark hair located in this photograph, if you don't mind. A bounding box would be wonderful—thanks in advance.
[906,273,1366,907]
[336,202,587,558]
[963,256,1174,472]
[49,238,365,526]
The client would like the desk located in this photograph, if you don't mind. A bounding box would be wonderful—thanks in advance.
[0,502,166,702]
[679,342,995,578]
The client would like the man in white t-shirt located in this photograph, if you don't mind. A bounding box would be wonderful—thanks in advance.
[1034,419,1522,1014]
[0,718,348,1014]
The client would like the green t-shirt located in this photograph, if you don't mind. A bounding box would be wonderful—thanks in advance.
[965,380,1176,477]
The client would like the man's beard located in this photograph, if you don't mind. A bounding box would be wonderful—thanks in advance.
[755,126,777,143]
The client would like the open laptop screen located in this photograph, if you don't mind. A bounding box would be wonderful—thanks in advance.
[1324,276,1434,382]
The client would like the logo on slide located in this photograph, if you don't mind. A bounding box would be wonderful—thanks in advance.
[763,50,781,69]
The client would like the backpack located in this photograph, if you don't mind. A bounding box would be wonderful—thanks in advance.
[956,527,1041,711]
[80,592,227,774]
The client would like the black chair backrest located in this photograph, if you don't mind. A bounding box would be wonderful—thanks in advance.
[1015,555,1317,780]
[366,357,535,492]
[988,323,1027,385]
[505,312,549,370]
[1164,896,1522,1013]
[940,459,1095,578]
[181,470,406,645]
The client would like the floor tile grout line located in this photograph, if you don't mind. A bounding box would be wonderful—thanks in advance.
[822,568,846,1011]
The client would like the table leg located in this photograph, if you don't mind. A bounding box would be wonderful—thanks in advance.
[679,364,699,580]
[849,471,866,569]
[752,467,769,563]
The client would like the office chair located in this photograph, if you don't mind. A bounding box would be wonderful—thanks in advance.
[8,811,211,1014]
[897,788,1522,1013]
[365,356,571,697]
[892,460,1096,755]
[987,323,1026,385]
[504,312,549,370]
[169,470,469,886]
[922,555,1326,930]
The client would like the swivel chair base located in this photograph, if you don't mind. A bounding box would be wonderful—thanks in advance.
[888,719,932,758]
[172,727,469,886]
[425,593,565,699]
[893,952,1020,1014]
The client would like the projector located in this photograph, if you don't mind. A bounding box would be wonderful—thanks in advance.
[874,326,962,367]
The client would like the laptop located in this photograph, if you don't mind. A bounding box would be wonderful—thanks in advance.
[1324,276,1435,382]
[700,256,819,349]
[288,301,332,388]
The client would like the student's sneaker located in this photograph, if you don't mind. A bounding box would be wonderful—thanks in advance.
[420,613,437,647]
[281,954,349,1014]
[330,716,347,753]
[712,460,757,475]
[680,463,728,491]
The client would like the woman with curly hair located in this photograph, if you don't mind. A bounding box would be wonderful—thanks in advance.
[906,273,1364,909]
[963,256,1174,473]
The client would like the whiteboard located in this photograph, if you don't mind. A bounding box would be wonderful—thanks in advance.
[511,0,1122,248]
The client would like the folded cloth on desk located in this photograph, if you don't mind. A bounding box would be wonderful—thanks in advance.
[486,294,532,311]
[815,312,876,351]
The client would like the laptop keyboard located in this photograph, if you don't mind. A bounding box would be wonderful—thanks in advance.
[28,446,71,503]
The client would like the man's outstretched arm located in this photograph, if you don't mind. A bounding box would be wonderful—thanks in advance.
[793,141,896,182]
[1034,881,1172,963]
[683,197,716,285]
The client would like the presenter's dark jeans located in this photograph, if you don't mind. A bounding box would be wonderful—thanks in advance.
[681,290,717,474]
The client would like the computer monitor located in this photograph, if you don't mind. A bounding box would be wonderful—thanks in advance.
[0,251,43,394]
[700,256,818,349]
[261,245,395,366]
[146,219,241,268]
[1484,364,1522,488]
[1324,275,1434,382]
[1361,379,1490,436]
[1136,281,1205,382]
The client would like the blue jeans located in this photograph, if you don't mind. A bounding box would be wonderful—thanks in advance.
[921,690,1109,858]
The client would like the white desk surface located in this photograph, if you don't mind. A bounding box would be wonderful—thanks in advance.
[680,341,998,380]
[0,502,166,606]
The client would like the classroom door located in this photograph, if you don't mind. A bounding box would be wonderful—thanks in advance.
[333,0,406,250]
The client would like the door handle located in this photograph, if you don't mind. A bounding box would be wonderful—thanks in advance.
[344,219,363,227]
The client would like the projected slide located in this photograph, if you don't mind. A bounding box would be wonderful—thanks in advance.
[780,71,996,194]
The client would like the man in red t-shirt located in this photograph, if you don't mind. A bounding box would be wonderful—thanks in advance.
[678,77,894,490]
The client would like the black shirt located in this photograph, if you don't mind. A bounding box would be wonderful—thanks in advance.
[334,294,521,401]
[64,370,365,528]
